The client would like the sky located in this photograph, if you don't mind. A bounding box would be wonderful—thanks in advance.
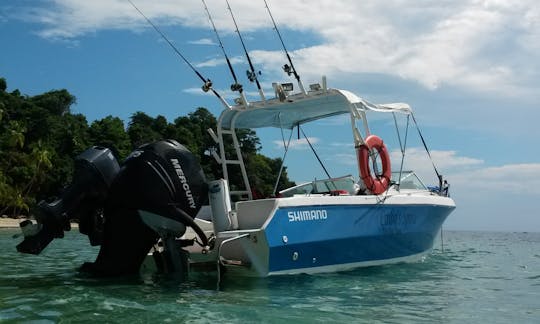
[1,0,539,232]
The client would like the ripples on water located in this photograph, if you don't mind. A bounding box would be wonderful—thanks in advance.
[1,230,539,323]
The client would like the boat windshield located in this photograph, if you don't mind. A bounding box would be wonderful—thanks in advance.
[279,175,356,197]
[391,171,427,190]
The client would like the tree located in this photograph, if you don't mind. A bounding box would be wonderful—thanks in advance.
[0,80,80,214]
[0,117,31,214]
[30,89,76,116]
[127,111,163,148]
[89,116,131,159]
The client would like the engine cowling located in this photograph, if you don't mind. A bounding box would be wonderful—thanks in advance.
[82,139,208,276]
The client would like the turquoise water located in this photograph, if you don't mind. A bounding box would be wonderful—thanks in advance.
[1,229,539,323]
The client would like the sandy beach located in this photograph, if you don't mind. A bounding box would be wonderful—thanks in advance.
[0,217,27,228]
[0,217,78,228]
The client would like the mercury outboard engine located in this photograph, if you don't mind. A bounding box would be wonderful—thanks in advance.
[17,140,208,277]
[81,139,208,276]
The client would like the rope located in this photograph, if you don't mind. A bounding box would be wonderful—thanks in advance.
[299,125,331,179]
[393,112,403,153]
[397,115,410,189]
[411,112,441,179]
[272,115,294,196]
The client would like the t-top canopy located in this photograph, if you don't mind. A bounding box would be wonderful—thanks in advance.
[217,89,412,129]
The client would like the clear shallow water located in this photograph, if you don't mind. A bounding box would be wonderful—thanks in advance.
[1,229,539,323]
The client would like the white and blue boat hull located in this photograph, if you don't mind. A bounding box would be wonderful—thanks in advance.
[216,194,455,277]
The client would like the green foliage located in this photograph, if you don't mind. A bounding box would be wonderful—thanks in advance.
[0,77,295,216]
[89,116,130,159]
[127,111,166,148]
[246,154,295,198]
[30,89,75,116]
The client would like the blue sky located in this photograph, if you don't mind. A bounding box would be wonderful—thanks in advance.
[1,0,539,232]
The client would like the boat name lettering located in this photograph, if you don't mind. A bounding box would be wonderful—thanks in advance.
[170,158,197,209]
[288,209,328,222]
[380,212,415,226]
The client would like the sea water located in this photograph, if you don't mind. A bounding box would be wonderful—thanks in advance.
[1,229,538,323]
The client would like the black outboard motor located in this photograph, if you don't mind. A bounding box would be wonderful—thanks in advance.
[81,139,208,276]
[16,140,208,278]
[17,147,119,254]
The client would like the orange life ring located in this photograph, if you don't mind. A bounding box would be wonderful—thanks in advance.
[356,135,392,195]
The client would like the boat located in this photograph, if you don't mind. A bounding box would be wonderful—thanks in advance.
[14,78,455,280]
[138,82,456,278]
[14,2,455,281]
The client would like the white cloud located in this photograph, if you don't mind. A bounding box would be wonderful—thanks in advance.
[450,163,540,195]
[188,38,216,46]
[303,1,537,96]
[273,137,319,150]
[195,57,226,68]
[390,147,540,195]
[390,148,484,175]
[8,0,540,97]
[195,55,243,68]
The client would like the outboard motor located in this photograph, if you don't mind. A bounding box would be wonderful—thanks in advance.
[16,140,208,278]
[82,140,208,276]
[17,146,119,254]
[81,139,208,276]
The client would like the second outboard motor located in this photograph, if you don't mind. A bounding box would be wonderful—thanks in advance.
[80,139,208,277]
[17,147,119,254]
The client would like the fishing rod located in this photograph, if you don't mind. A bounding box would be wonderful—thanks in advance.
[201,0,248,106]
[225,0,266,102]
[263,0,306,95]
[127,0,230,108]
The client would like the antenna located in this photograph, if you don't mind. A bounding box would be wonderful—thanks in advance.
[264,0,306,95]
[201,0,248,106]
[225,0,266,102]
[127,0,230,109]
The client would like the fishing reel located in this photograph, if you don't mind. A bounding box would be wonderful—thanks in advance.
[283,64,293,76]
[246,70,261,83]
[202,79,213,92]
[230,82,243,92]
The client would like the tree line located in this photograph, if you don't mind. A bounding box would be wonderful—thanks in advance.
[0,77,294,217]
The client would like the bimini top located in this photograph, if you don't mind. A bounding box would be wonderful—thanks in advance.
[217,88,412,129]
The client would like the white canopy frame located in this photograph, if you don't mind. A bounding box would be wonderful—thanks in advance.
[210,86,414,202]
